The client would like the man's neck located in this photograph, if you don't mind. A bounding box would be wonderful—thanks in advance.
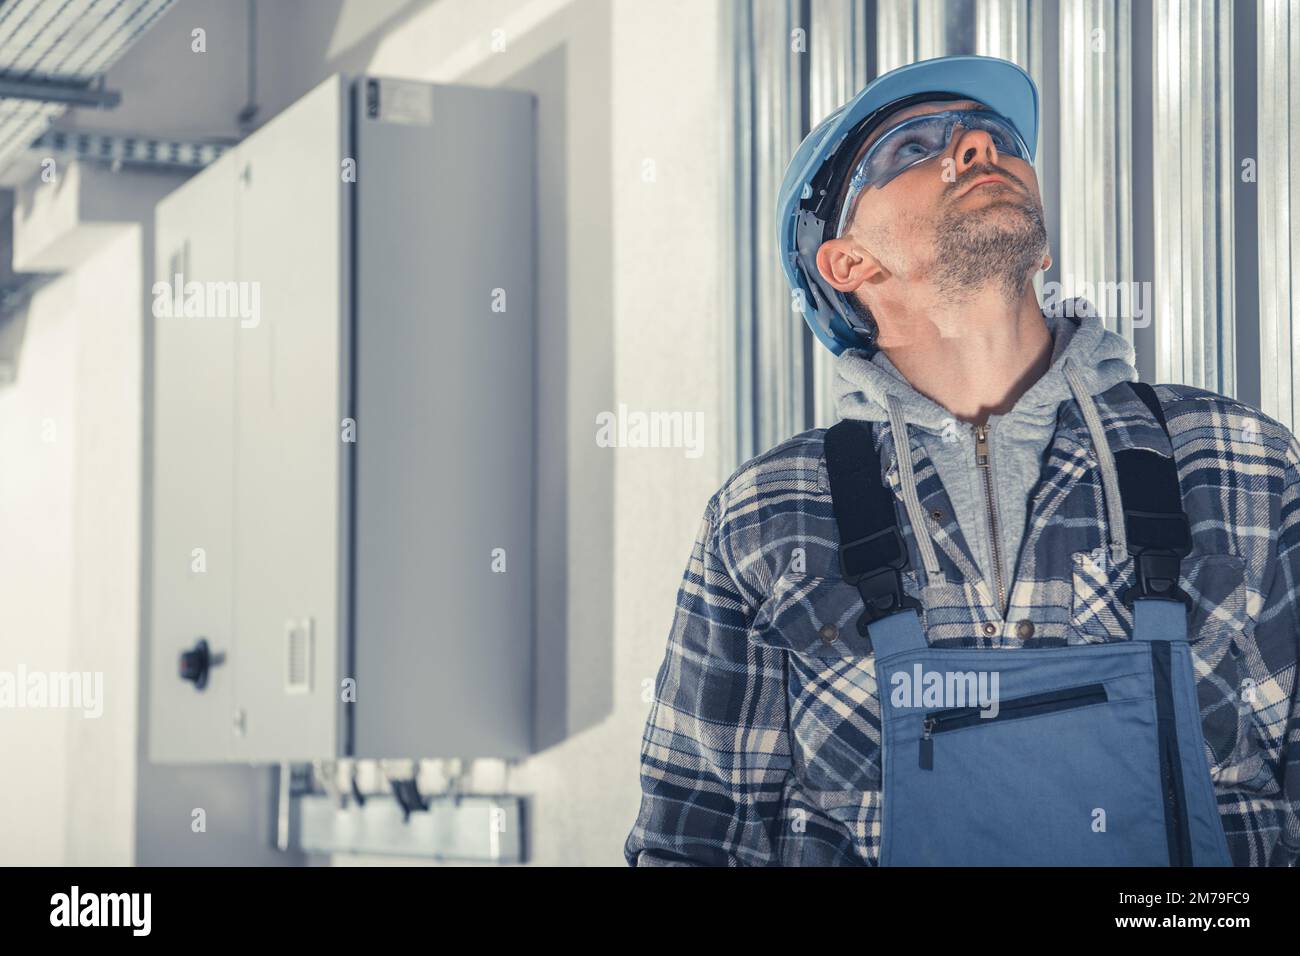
[873,285,1053,427]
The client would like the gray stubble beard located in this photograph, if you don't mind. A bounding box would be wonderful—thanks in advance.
[929,188,1049,306]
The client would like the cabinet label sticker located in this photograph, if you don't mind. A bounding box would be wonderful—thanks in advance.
[370,79,434,127]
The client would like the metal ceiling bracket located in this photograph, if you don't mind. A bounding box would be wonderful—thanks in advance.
[0,77,121,109]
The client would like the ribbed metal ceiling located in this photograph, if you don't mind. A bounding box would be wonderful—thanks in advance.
[0,0,174,170]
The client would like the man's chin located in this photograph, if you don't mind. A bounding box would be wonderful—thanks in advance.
[960,199,1036,228]
[946,202,1044,248]
[931,202,1050,295]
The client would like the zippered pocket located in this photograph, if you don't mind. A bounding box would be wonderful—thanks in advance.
[919,682,1109,770]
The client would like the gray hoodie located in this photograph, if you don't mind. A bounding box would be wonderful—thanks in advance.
[832,307,1138,614]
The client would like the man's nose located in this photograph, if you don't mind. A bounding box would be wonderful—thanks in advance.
[951,126,1001,173]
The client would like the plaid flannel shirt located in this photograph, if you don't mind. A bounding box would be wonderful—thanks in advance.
[625,381,1300,866]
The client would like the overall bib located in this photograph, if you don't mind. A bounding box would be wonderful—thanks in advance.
[824,382,1232,866]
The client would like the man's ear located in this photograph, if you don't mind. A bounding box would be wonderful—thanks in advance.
[816,236,888,294]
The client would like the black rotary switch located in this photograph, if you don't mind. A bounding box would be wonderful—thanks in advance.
[179,638,213,690]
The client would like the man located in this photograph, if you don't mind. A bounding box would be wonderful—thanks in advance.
[624,55,1300,866]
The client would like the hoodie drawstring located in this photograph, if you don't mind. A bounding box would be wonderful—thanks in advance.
[885,393,944,584]
[1064,361,1128,565]
[884,363,1128,590]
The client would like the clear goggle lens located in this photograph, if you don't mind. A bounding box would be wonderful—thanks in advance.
[834,109,1030,236]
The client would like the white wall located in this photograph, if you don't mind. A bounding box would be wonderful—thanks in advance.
[0,222,148,865]
[1,0,727,866]
[64,227,144,865]
[0,169,298,867]
[0,272,77,864]
[342,0,727,865]
[194,0,727,866]
[605,0,728,864]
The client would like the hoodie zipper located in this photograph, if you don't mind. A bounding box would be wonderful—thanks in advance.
[974,422,1007,616]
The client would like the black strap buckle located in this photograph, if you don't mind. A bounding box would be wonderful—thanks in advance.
[1121,550,1192,609]
[849,568,923,633]
[1120,510,1192,609]
[839,527,921,632]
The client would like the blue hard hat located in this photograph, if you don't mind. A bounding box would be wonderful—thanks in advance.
[776,54,1039,355]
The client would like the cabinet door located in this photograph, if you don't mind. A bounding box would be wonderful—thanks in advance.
[230,75,347,760]
[150,154,240,762]
[351,81,536,757]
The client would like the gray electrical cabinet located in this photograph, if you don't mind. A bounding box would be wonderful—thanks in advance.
[149,75,536,763]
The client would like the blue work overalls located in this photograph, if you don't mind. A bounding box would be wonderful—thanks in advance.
[824,381,1232,866]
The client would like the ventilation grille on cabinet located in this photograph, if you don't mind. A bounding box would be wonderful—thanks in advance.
[285,617,314,694]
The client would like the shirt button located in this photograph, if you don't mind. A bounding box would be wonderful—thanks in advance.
[1016,620,1035,640]
[931,509,945,521]
[819,624,838,644]
[982,622,997,637]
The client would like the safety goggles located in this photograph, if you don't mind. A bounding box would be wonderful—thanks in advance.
[834,108,1032,236]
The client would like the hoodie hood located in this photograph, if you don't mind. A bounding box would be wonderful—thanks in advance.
[832,307,1138,432]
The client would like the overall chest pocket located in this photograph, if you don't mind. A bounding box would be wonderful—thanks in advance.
[1069,548,1262,776]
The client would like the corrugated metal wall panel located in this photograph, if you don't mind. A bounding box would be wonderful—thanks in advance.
[1152,0,1235,392]
[725,0,1299,469]
[1258,0,1300,429]
[1058,0,1135,339]
[724,0,810,465]
[810,0,871,429]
